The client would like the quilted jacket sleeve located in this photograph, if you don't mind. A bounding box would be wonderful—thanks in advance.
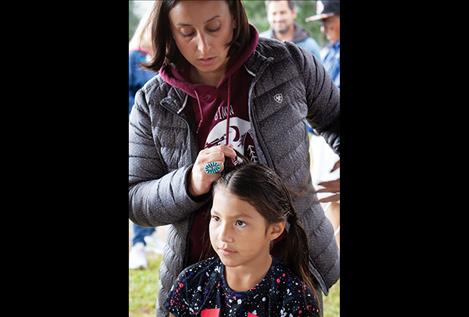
[129,88,208,227]
[288,43,340,156]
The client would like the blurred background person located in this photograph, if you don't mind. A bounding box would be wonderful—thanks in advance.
[306,0,340,248]
[261,0,321,60]
[129,9,157,114]
[306,0,340,88]
[128,9,164,270]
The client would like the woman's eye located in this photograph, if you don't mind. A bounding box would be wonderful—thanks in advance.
[211,215,220,222]
[235,220,246,227]
[180,28,195,37]
[206,21,221,33]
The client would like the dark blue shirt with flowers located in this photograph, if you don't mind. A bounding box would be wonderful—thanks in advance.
[164,256,319,317]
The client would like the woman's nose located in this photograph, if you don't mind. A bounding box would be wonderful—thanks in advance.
[196,33,210,55]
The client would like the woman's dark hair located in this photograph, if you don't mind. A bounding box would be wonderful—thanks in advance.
[143,0,251,72]
[213,158,318,303]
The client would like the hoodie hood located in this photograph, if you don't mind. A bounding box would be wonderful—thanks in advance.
[160,25,259,138]
[159,24,259,97]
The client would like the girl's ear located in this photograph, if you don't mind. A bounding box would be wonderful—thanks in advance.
[268,222,285,241]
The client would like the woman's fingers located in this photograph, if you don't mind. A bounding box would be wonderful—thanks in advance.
[317,178,340,193]
[319,193,340,203]
[330,159,340,172]
[201,145,236,160]
[189,146,235,197]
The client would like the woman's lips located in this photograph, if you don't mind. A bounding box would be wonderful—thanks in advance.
[198,57,216,66]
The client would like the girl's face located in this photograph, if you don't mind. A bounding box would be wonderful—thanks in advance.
[169,0,235,79]
[210,187,284,269]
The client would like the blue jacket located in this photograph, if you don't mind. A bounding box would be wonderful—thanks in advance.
[260,23,321,60]
[321,41,340,89]
[129,50,156,114]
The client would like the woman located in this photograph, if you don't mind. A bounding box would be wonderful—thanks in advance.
[128,1,339,316]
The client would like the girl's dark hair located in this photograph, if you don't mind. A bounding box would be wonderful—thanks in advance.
[144,0,251,72]
[213,156,318,302]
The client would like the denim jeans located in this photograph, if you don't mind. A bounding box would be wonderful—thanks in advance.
[132,223,155,246]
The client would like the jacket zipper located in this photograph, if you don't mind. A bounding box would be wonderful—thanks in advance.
[247,57,275,169]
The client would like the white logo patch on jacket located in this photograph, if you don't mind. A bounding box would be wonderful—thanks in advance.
[274,93,283,103]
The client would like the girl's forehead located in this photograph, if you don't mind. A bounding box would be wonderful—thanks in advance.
[212,187,259,217]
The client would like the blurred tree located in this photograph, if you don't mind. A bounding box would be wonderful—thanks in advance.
[242,0,327,47]
[129,1,139,41]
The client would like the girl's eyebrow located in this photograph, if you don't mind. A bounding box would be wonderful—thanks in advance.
[211,209,254,219]
[176,15,220,27]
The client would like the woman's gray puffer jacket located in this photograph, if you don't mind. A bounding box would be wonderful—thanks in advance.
[129,37,340,316]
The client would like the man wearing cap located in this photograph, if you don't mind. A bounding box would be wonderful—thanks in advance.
[261,0,321,60]
[306,0,340,88]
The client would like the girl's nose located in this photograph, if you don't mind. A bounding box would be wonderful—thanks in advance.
[218,223,234,243]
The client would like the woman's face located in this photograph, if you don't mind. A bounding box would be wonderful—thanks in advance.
[169,0,235,79]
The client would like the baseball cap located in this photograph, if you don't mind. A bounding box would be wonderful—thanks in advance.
[306,0,340,22]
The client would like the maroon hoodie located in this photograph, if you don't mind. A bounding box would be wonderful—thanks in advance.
[160,25,260,264]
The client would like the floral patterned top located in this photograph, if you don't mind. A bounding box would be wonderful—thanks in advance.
[164,256,319,316]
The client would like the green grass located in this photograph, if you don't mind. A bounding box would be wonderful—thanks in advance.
[324,279,340,317]
[129,253,162,317]
[129,254,339,317]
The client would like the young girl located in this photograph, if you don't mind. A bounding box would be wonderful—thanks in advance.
[165,162,320,316]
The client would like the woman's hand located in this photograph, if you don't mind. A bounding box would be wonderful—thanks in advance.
[188,145,237,197]
[317,160,340,203]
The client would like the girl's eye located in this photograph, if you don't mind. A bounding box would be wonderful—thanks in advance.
[235,220,246,228]
[211,215,220,222]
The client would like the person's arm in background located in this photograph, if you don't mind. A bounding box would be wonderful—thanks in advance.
[288,42,339,156]
[288,42,340,202]
[316,160,340,202]
[129,88,209,227]
[304,37,322,61]
[129,51,156,114]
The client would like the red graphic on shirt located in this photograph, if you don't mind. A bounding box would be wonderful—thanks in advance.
[201,308,220,317]
[200,308,257,316]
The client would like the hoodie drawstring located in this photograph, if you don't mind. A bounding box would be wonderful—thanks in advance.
[194,76,231,142]
[194,90,204,135]
[225,77,231,146]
